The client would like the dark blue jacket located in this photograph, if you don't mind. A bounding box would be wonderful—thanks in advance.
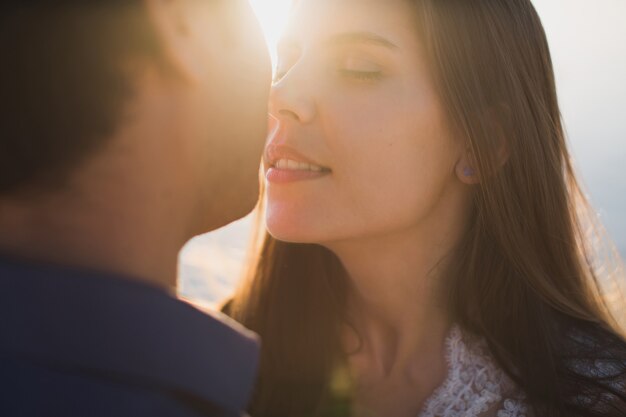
[0,256,259,417]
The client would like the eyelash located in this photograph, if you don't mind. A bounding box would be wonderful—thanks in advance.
[272,68,382,84]
[338,69,382,81]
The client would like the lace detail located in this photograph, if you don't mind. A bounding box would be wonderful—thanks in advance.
[565,326,626,410]
[418,325,531,417]
[496,399,531,417]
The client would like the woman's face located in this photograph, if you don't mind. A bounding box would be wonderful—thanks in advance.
[264,0,469,246]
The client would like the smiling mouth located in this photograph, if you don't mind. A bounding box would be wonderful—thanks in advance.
[272,158,331,173]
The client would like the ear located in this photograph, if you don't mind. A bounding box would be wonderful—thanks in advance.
[455,146,481,185]
[455,105,511,185]
[143,0,207,83]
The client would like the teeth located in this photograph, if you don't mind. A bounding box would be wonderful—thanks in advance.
[274,158,325,172]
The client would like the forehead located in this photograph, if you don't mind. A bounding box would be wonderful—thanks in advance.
[283,0,418,45]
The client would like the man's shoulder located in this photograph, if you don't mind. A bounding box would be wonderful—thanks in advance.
[0,257,259,417]
[180,296,258,343]
[0,355,217,417]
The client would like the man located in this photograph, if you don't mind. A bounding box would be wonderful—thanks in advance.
[0,1,271,416]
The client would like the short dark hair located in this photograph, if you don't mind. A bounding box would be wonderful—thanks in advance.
[0,3,160,195]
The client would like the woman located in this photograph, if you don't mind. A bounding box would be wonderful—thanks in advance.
[225,0,626,416]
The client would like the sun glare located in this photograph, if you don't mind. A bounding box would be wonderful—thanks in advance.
[248,0,292,65]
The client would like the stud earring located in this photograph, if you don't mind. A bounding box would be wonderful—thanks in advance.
[463,167,475,177]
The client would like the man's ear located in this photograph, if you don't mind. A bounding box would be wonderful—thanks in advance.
[143,0,206,83]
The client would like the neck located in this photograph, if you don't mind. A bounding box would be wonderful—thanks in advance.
[326,197,471,378]
[334,228,454,370]
[0,143,194,291]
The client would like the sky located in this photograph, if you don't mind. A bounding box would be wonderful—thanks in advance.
[532,0,626,254]
[179,0,626,305]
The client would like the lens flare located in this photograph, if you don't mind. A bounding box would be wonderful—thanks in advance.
[248,0,291,65]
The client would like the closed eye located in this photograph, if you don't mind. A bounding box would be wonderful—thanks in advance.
[338,69,382,81]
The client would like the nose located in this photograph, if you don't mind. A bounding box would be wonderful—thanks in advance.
[269,66,317,125]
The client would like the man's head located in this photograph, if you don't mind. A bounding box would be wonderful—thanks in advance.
[0,0,271,234]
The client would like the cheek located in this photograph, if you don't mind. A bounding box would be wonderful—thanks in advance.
[200,39,271,202]
[334,134,454,237]
[332,94,457,224]
[265,85,458,243]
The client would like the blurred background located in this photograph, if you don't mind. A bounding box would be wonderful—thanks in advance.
[179,0,626,306]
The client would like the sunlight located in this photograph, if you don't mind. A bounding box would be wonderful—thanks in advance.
[248,0,292,64]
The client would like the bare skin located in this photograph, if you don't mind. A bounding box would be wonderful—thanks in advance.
[335,208,468,416]
[0,0,271,291]
[265,0,477,415]
[0,71,201,288]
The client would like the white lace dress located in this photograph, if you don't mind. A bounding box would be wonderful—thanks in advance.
[418,325,532,417]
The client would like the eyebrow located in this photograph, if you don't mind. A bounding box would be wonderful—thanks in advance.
[324,31,399,50]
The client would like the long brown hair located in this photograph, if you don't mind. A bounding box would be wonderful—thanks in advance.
[226,1,626,416]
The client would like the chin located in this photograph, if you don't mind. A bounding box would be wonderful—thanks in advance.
[265,208,329,244]
[266,227,308,243]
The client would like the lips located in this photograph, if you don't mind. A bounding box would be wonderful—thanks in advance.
[273,157,327,172]
[264,144,330,173]
[264,147,331,183]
